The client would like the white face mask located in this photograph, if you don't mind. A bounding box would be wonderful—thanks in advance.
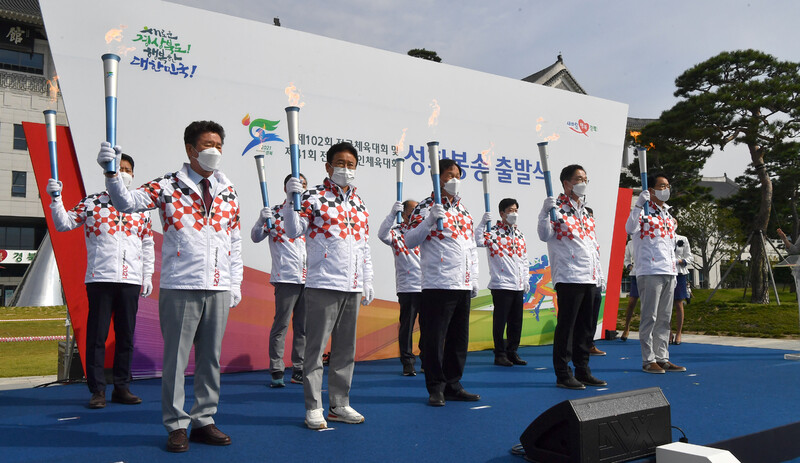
[195,147,222,172]
[505,212,518,225]
[443,178,460,196]
[331,166,356,188]
[120,172,133,189]
[571,181,587,197]
[654,188,671,202]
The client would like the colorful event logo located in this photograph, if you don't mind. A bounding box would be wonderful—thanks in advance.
[567,118,597,137]
[241,114,285,156]
[524,254,556,321]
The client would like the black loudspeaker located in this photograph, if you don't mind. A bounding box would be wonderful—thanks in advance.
[520,387,671,463]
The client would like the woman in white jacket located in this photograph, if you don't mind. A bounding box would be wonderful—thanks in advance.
[671,234,693,345]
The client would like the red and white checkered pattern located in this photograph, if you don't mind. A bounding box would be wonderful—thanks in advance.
[478,221,529,291]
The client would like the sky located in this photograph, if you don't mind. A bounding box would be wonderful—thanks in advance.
[172,0,800,179]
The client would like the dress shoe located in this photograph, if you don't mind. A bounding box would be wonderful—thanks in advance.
[167,429,189,453]
[642,362,666,374]
[428,392,445,407]
[556,377,586,390]
[189,424,231,446]
[402,363,417,376]
[444,389,480,402]
[88,391,106,409]
[576,374,607,387]
[494,355,513,367]
[508,353,527,365]
[620,328,629,342]
[658,361,687,372]
[589,345,607,356]
[111,388,142,405]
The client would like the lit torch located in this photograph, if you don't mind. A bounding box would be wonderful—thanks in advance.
[481,171,491,232]
[427,141,443,231]
[637,145,649,215]
[43,110,59,197]
[537,141,557,222]
[254,154,273,229]
[284,83,304,211]
[101,53,120,174]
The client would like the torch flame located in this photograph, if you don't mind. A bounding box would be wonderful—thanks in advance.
[285,83,305,107]
[480,142,494,166]
[395,128,408,155]
[242,114,251,126]
[535,116,560,143]
[543,133,560,142]
[428,99,440,127]
[629,130,641,143]
[648,142,655,150]
[104,25,126,44]
[535,116,544,132]
[46,75,59,103]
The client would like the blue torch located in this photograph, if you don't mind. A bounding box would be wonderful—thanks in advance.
[254,154,273,229]
[101,53,120,174]
[396,158,405,224]
[43,110,59,197]
[637,146,649,215]
[285,106,301,211]
[427,141,443,231]
[482,171,491,232]
[537,142,557,222]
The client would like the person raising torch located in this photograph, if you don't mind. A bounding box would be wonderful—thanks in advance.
[283,142,374,430]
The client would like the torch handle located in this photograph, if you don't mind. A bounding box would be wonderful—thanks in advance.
[43,110,59,197]
[104,96,117,173]
[483,193,491,232]
[259,182,273,229]
[640,172,649,215]
[431,175,443,231]
[542,171,557,222]
[290,144,301,211]
[396,182,403,224]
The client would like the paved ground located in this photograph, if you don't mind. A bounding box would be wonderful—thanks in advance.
[2,333,800,391]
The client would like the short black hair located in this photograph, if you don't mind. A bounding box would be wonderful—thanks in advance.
[585,206,594,216]
[402,199,418,210]
[648,172,670,187]
[439,158,463,176]
[184,120,225,146]
[120,153,134,172]
[498,198,518,212]
[283,173,307,186]
[560,164,585,183]
[326,142,359,165]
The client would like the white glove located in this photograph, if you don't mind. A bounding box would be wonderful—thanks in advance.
[46,179,62,199]
[285,177,304,201]
[141,276,153,297]
[259,207,273,225]
[361,284,374,306]
[479,212,492,229]
[524,280,531,294]
[391,201,404,214]
[540,196,557,216]
[470,281,479,298]
[636,190,650,208]
[230,286,242,308]
[425,204,446,228]
[97,142,121,170]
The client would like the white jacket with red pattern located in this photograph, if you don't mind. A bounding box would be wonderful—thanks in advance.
[105,163,243,291]
[625,200,677,276]
[377,213,421,294]
[537,193,602,286]
[283,178,373,293]
[50,192,154,285]
[404,194,479,291]
[251,200,307,285]
[477,221,528,291]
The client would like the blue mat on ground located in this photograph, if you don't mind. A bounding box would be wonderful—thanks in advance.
[2,340,800,463]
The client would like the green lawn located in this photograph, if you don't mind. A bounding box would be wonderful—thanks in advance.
[0,306,67,378]
[617,288,800,338]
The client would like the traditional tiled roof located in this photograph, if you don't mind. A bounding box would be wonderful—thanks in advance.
[522,54,586,94]
[0,0,43,26]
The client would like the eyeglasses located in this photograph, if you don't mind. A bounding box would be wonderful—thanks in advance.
[571,177,589,183]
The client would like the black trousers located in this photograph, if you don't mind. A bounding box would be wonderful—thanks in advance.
[419,289,471,395]
[397,292,422,366]
[552,283,596,380]
[85,282,140,393]
[591,286,602,345]
[490,289,524,356]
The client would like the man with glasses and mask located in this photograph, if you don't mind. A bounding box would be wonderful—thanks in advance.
[476,198,530,367]
[625,172,686,374]
[404,158,480,407]
[46,153,153,410]
[538,165,606,390]
[97,120,242,452]
[284,142,374,430]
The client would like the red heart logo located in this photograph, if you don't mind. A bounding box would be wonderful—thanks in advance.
[0,249,6,261]
[578,119,589,134]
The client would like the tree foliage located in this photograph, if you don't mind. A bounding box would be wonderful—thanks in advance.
[407,48,442,62]
[652,49,800,303]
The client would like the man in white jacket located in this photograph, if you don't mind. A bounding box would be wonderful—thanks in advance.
[97,121,243,452]
[404,158,481,407]
[537,165,606,390]
[377,199,422,377]
[476,197,530,367]
[284,142,374,430]
[625,172,685,374]
[47,153,153,409]
[251,174,308,388]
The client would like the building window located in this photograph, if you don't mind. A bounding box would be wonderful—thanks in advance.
[0,49,44,75]
[11,171,26,197]
[13,124,28,150]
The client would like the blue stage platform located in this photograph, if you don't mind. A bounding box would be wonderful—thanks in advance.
[2,339,800,462]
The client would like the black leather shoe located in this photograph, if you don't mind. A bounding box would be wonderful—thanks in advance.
[508,353,527,365]
[88,391,106,409]
[494,355,513,367]
[167,429,189,453]
[556,377,586,390]
[189,424,231,446]
[576,375,608,387]
[111,388,142,405]
[402,363,417,376]
[444,389,481,402]
[428,392,445,407]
